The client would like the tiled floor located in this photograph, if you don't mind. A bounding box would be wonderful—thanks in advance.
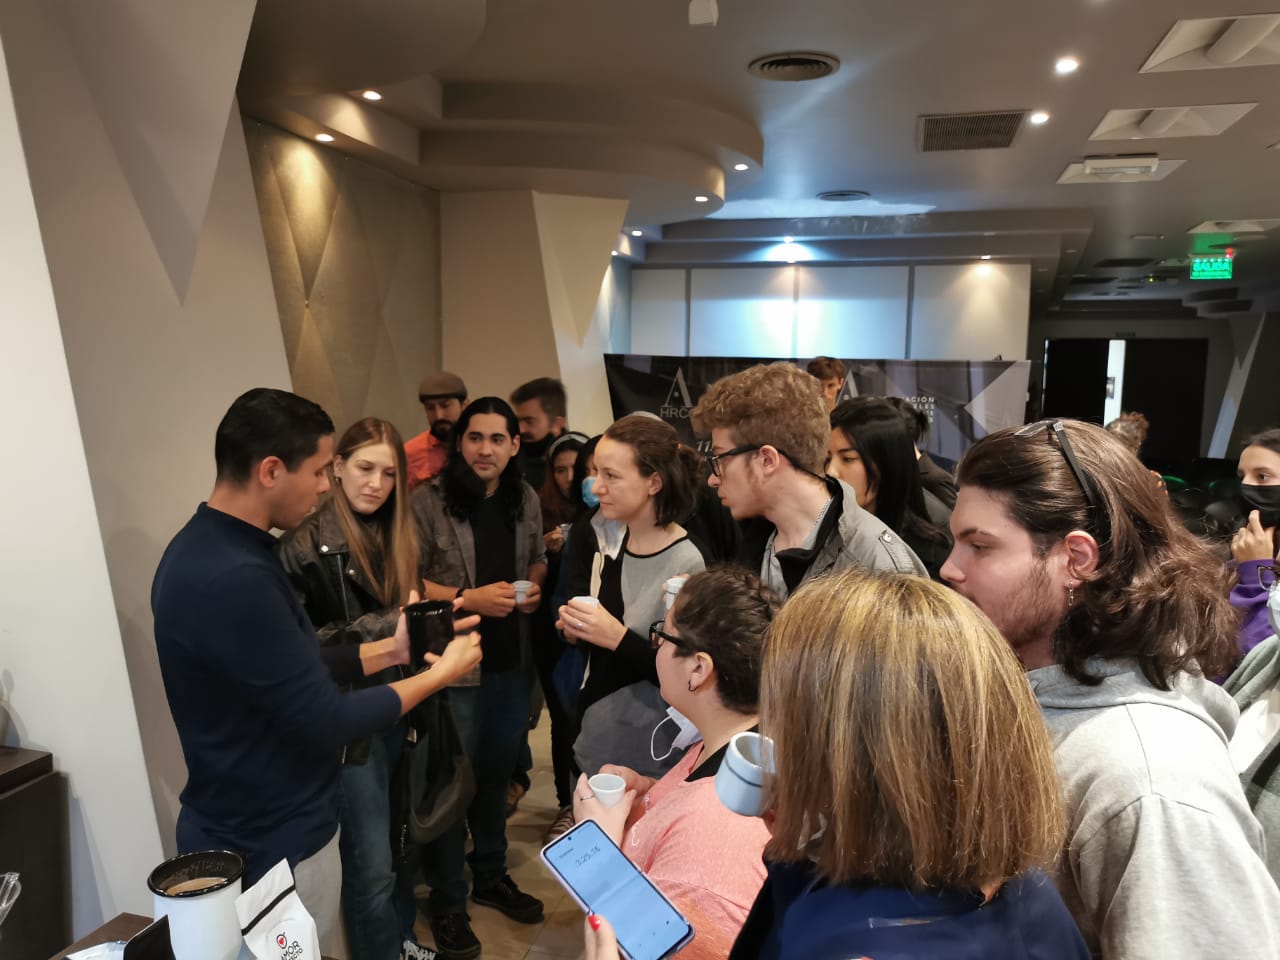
[414,718,585,960]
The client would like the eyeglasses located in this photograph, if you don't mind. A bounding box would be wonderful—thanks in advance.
[1260,564,1278,592]
[649,620,684,650]
[1016,419,1102,514]
[704,444,761,477]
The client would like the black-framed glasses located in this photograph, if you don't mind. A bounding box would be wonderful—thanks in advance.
[1261,564,1278,592]
[649,620,684,650]
[704,444,761,477]
[1016,419,1102,513]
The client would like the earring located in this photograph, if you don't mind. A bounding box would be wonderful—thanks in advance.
[687,679,694,692]
[1066,582,1076,606]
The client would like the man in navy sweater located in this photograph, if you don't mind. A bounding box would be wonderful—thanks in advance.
[153,388,481,954]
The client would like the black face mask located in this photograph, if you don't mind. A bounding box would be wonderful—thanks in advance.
[1240,483,1280,529]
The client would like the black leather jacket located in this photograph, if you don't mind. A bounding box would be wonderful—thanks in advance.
[277,497,406,765]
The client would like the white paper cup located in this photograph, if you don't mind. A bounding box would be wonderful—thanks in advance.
[715,732,775,817]
[570,595,600,609]
[513,579,533,603]
[663,575,689,611]
[588,773,626,808]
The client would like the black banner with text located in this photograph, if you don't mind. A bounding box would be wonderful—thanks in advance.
[604,354,1031,464]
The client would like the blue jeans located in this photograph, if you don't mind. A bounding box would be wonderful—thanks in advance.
[421,670,531,912]
[338,724,416,960]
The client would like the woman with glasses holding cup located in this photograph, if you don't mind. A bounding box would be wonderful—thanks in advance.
[573,567,781,960]
[277,417,428,960]
[556,414,708,779]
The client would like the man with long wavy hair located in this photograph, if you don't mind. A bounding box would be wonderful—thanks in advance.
[943,418,1280,959]
[411,397,547,959]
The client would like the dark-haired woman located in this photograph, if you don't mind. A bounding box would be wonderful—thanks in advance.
[574,567,781,960]
[557,415,708,778]
[532,432,588,837]
[1231,428,1280,656]
[828,399,952,580]
[278,417,425,960]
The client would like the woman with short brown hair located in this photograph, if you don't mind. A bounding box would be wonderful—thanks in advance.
[730,570,1089,959]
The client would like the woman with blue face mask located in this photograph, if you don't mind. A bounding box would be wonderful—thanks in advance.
[1230,428,1280,657]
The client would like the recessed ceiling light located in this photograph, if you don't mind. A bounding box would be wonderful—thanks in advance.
[1029,111,1050,126]
[315,133,334,142]
[1055,56,1080,75]
[733,162,750,171]
[630,229,643,237]
[980,254,992,260]
[786,259,796,264]
[695,195,710,203]
[611,250,619,256]
[783,236,794,244]
[361,90,383,102]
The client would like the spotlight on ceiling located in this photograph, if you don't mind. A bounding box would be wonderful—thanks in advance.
[733,162,750,171]
[361,90,383,102]
[1029,111,1050,126]
[631,229,644,237]
[783,236,794,244]
[694,195,710,203]
[980,254,992,260]
[689,0,718,28]
[1055,56,1080,75]
[315,133,334,142]
[611,250,619,256]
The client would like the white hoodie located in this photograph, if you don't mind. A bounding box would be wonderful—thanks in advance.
[1030,658,1280,959]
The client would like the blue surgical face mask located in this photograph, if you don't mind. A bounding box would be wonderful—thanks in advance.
[581,476,600,508]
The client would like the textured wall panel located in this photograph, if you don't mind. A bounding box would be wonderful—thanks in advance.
[244,118,442,441]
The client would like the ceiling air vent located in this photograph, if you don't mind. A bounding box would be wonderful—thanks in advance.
[748,52,840,82]
[817,190,870,202]
[1094,258,1154,269]
[917,111,1026,151]
[1142,15,1280,72]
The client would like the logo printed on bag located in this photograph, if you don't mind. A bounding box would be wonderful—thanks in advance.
[276,932,302,960]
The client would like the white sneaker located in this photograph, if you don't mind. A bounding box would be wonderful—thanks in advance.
[402,938,439,960]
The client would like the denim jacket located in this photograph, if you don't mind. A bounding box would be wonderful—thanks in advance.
[410,476,546,684]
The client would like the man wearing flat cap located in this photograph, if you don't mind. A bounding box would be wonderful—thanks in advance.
[405,371,468,490]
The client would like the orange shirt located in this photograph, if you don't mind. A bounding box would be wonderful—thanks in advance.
[404,430,447,490]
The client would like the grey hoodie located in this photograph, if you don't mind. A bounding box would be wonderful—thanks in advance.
[1030,658,1280,959]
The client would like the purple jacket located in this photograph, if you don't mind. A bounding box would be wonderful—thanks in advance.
[1230,559,1275,656]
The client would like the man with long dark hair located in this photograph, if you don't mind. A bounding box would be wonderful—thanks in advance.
[942,418,1280,958]
[411,397,547,959]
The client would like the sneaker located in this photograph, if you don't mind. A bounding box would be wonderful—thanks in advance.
[545,805,575,842]
[402,939,439,960]
[472,874,544,924]
[428,912,481,960]
[506,781,528,817]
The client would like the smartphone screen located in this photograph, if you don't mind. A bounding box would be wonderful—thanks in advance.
[541,819,693,960]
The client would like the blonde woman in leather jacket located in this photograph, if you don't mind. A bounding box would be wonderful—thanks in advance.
[278,417,424,960]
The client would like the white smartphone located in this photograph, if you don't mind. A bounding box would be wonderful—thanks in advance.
[540,818,695,960]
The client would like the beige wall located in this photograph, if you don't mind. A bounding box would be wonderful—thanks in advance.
[0,0,292,930]
[244,118,443,442]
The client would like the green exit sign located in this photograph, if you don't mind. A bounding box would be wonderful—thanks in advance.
[1190,254,1234,280]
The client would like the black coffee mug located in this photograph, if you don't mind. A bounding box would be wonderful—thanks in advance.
[404,600,455,669]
